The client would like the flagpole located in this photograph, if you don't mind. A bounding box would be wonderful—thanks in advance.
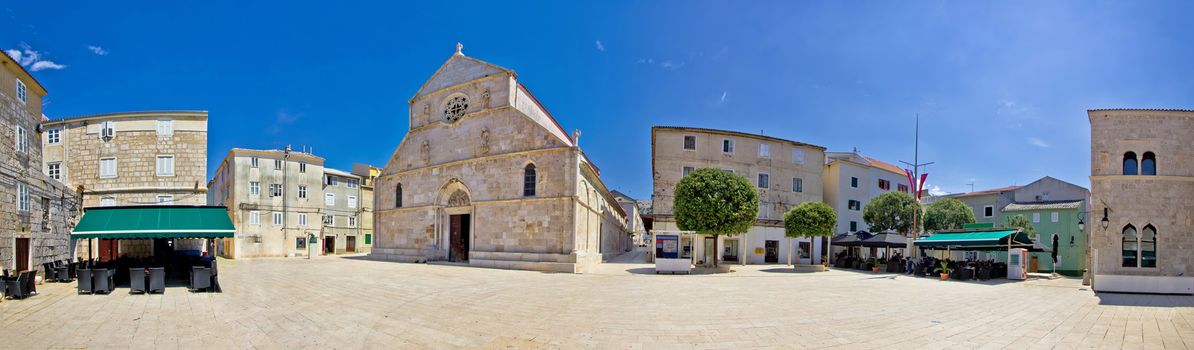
[901,115,934,258]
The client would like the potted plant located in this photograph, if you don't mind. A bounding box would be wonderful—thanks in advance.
[939,261,953,281]
[821,255,829,267]
[868,257,879,273]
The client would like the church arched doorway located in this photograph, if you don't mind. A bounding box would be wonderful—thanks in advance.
[438,180,473,262]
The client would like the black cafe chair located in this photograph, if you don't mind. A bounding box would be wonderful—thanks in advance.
[77,269,93,294]
[189,266,212,292]
[128,268,147,294]
[148,268,166,294]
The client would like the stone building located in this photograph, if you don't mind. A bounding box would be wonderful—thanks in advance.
[40,111,208,207]
[1,50,82,274]
[351,163,380,253]
[650,126,826,265]
[611,190,647,246]
[40,110,208,259]
[1089,109,1194,294]
[823,151,910,235]
[208,147,325,258]
[321,168,363,254]
[370,45,631,273]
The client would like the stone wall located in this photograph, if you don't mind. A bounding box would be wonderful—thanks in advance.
[372,52,628,273]
[651,127,826,220]
[1089,109,1194,279]
[0,64,82,276]
[43,113,208,208]
[208,150,326,258]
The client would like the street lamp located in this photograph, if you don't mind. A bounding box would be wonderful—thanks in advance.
[1076,207,1111,232]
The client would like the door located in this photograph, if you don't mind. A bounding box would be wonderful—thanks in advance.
[1030,255,1039,273]
[99,239,119,262]
[703,236,716,266]
[324,236,335,255]
[15,238,29,271]
[449,214,470,262]
[765,240,779,263]
[798,241,812,264]
[346,236,357,253]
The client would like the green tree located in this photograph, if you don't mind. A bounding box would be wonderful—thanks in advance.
[783,202,837,265]
[922,198,976,232]
[862,191,920,234]
[673,168,759,267]
[1003,214,1038,237]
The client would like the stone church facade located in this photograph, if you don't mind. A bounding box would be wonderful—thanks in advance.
[370,45,631,273]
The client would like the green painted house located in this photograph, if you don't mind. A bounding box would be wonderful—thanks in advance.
[1002,200,1087,276]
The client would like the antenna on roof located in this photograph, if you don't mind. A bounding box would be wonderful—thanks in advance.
[966,181,975,192]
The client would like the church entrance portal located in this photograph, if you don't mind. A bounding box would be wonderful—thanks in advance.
[449,214,471,262]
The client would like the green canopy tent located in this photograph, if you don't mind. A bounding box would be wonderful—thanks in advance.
[72,205,235,260]
[914,228,1045,261]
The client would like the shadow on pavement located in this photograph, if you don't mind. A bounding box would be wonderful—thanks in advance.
[1095,293,1194,307]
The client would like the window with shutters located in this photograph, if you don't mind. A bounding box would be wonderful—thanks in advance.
[156,119,173,136]
[16,79,27,104]
[100,158,117,178]
[156,155,175,176]
[46,128,60,144]
[47,162,61,180]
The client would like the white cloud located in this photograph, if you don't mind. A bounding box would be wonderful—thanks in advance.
[5,43,67,71]
[929,185,947,196]
[594,40,604,52]
[30,61,65,71]
[636,58,654,64]
[268,111,302,135]
[718,91,728,105]
[997,99,1032,116]
[1027,137,1051,148]
[88,45,108,56]
[660,60,685,70]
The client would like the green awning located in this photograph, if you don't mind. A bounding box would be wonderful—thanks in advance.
[72,206,235,240]
[914,229,1033,249]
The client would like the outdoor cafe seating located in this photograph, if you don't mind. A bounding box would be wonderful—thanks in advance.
[69,205,233,295]
[2,270,37,299]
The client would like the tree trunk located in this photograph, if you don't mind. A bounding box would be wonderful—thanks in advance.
[713,236,719,268]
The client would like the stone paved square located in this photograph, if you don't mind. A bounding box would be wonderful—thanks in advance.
[3,252,1194,349]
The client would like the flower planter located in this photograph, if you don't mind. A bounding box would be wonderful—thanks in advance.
[939,273,950,281]
[871,267,879,273]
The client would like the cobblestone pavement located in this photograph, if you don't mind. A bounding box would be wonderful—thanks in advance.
[2,253,1194,349]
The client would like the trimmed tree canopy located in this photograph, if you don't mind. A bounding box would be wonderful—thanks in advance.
[862,191,919,234]
[784,202,837,239]
[1003,214,1038,237]
[673,168,759,236]
[923,198,976,232]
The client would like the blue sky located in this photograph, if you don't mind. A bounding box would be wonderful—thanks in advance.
[5,1,1193,200]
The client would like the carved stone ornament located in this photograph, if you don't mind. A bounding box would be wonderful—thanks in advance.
[479,127,491,154]
[481,89,491,109]
[420,140,430,164]
[447,190,470,207]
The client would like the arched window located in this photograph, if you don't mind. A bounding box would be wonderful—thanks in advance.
[395,183,403,208]
[523,164,536,197]
[1141,152,1156,176]
[1141,225,1157,268]
[1122,152,1138,175]
[1122,225,1138,267]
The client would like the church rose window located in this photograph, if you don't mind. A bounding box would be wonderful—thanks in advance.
[443,95,469,123]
